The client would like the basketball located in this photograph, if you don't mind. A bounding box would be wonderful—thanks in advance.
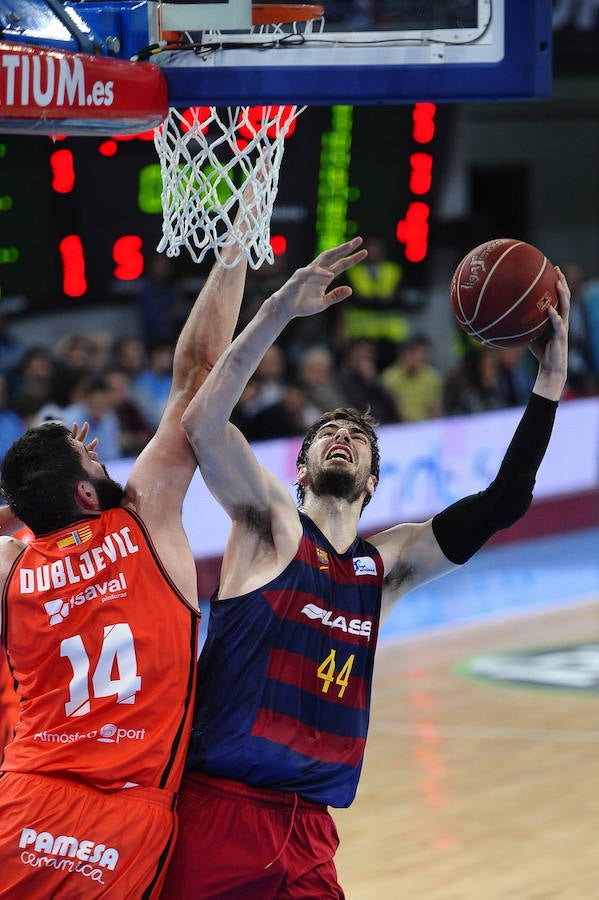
[450,238,558,348]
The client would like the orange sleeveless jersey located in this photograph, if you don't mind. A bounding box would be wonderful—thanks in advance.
[1,507,200,794]
[0,647,18,755]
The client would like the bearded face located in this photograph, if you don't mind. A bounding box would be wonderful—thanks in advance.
[91,469,126,510]
[303,454,372,505]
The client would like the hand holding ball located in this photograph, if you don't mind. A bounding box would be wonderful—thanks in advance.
[450,239,558,348]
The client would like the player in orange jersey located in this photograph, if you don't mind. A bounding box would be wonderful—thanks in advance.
[0,232,249,897]
[0,426,93,764]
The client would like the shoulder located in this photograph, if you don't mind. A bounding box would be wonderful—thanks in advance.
[0,535,27,581]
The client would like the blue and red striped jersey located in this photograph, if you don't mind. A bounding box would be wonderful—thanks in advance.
[187,512,384,807]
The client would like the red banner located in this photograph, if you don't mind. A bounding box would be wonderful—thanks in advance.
[0,42,168,135]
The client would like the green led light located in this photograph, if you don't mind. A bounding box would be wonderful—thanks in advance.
[315,106,354,255]
[0,195,14,212]
[0,247,19,264]
[138,164,163,214]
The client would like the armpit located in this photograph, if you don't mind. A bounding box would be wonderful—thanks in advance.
[233,504,273,542]
[384,559,415,592]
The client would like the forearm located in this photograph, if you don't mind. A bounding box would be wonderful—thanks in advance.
[183,293,292,437]
[432,393,558,564]
[172,256,248,395]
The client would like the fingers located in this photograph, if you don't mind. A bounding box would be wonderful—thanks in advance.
[71,421,89,442]
[555,268,570,308]
[317,236,365,268]
[70,421,99,458]
[324,285,353,305]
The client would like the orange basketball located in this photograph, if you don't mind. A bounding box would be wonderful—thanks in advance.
[450,238,558,348]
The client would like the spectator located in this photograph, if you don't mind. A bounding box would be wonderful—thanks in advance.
[111,335,148,382]
[53,332,108,406]
[0,310,25,381]
[496,346,536,408]
[62,374,123,461]
[336,338,398,424]
[0,373,24,463]
[562,261,596,396]
[298,344,349,414]
[136,252,191,347]
[244,343,288,417]
[381,333,443,421]
[103,365,153,456]
[343,235,409,369]
[444,346,505,415]
[130,340,175,430]
[246,380,320,441]
[8,346,59,426]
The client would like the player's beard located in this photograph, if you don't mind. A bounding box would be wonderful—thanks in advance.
[91,471,126,510]
[308,461,368,504]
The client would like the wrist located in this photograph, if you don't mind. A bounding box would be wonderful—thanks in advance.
[264,291,295,329]
[532,371,565,402]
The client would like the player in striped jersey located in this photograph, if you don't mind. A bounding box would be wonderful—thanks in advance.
[0,234,249,898]
[162,238,570,899]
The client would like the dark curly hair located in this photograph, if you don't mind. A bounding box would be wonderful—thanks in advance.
[295,407,380,510]
[0,422,88,535]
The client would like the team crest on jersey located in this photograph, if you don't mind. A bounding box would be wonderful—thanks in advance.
[352,556,377,576]
[316,547,329,570]
[56,525,93,550]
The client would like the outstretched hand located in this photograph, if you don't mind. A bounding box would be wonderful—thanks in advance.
[275,237,367,319]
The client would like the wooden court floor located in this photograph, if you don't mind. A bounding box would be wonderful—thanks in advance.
[335,600,599,900]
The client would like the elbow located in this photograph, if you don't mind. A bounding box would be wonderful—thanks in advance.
[181,400,205,443]
[492,490,533,529]
[181,397,225,452]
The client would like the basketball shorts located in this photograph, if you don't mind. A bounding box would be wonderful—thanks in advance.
[160,771,345,900]
[0,771,177,898]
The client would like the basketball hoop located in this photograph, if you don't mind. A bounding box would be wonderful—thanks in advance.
[154,103,305,269]
[153,5,323,269]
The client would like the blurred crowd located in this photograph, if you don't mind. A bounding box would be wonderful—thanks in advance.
[1,246,597,465]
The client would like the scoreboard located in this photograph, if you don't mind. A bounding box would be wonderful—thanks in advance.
[0,104,451,314]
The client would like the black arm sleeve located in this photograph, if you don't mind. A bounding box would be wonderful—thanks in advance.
[431,392,558,565]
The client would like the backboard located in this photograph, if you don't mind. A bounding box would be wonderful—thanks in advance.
[153,0,552,106]
[0,0,552,109]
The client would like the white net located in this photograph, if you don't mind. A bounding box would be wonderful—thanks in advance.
[154,105,305,269]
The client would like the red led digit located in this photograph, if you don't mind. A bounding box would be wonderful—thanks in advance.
[409,153,433,195]
[179,107,212,135]
[396,202,429,263]
[236,106,298,145]
[50,149,75,194]
[59,235,87,296]
[270,234,287,255]
[113,235,144,280]
[412,103,436,144]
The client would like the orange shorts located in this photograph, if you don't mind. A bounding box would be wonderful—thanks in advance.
[0,771,177,899]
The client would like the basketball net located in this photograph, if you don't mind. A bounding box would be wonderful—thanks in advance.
[152,5,324,268]
[154,104,304,268]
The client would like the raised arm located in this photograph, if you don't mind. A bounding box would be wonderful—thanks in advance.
[371,266,570,619]
[182,238,367,514]
[181,239,367,595]
[126,239,248,521]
